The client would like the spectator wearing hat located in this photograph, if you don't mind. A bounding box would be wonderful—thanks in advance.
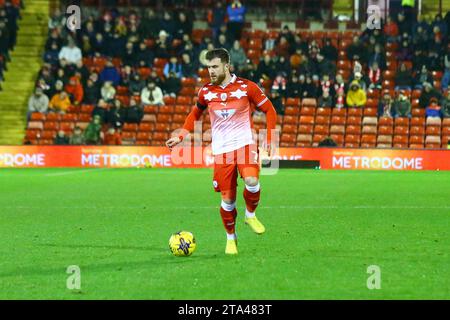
[346,80,367,107]
[155,30,172,59]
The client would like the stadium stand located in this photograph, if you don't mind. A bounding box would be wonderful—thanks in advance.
[21,1,450,149]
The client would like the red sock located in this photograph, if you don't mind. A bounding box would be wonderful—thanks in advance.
[243,188,260,213]
[220,207,237,234]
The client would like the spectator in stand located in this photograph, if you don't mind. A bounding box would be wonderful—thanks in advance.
[275,36,290,60]
[58,38,82,65]
[226,0,246,41]
[43,42,60,66]
[367,43,386,70]
[240,59,258,83]
[92,99,109,124]
[289,49,302,70]
[128,73,146,96]
[316,54,336,78]
[396,11,412,36]
[125,98,144,124]
[411,25,429,52]
[346,36,366,64]
[215,34,231,52]
[163,71,181,97]
[441,91,450,118]
[99,59,121,86]
[154,30,172,59]
[286,74,301,98]
[139,8,159,39]
[180,53,197,78]
[256,54,276,83]
[84,115,103,145]
[412,48,428,73]
[160,11,176,37]
[346,81,367,107]
[396,39,413,62]
[318,89,333,108]
[335,87,346,109]
[333,74,347,97]
[27,88,49,119]
[274,55,291,78]
[107,99,126,129]
[122,42,137,67]
[321,38,338,62]
[427,49,442,72]
[49,90,71,113]
[141,81,164,106]
[230,40,247,73]
[432,14,448,39]
[147,70,165,89]
[377,91,393,117]
[83,77,100,105]
[65,76,84,106]
[100,81,116,103]
[368,61,382,90]
[384,16,399,42]
[135,41,154,68]
[414,65,433,89]
[442,47,450,90]
[69,126,85,145]
[163,56,182,78]
[54,130,69,145]
[73,60,90,87]
[425,97,441,118]
[279,25,295,46]
[174,11,193,40]
[349,72,368,92]
[395,62,413,90]
[301,75,319,99]
[91,33,107,56]
[104,127,122,145]
[419,82,442,109]
[119,64,133,88]
[208,1,227,40]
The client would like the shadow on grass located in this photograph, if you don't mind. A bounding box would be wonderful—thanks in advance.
[0,243,220,279]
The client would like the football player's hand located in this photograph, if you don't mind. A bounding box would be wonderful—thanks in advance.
[166,136,182,150]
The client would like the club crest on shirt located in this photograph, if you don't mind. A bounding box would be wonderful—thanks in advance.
[220,93,227,101]
[214,109,236,120]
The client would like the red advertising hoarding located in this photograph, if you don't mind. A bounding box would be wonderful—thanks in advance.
[1,146,449,170]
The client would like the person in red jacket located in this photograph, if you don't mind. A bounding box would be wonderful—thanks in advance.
[65,76,84,105]
[103,127,122,145]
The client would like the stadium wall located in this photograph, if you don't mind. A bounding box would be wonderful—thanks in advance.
[0,146,449,170]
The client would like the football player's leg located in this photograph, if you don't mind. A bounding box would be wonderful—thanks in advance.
[239,145,266,234]
[213,161,239,253]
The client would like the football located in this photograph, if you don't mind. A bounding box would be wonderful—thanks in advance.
[169,231,196,257]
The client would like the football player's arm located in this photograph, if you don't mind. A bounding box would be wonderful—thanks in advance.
[248,81,277,153]
[166,95,207,148]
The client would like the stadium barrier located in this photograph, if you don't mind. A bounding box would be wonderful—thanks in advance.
[0,146,449,170]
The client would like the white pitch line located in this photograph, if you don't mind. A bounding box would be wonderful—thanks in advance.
[44,168,111,177]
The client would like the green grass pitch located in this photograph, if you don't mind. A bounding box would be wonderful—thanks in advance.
[0,168,448,299]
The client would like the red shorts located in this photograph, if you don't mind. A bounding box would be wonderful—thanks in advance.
[212,144,260,192]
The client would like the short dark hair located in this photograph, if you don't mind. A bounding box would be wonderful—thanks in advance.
[205,48,230,64]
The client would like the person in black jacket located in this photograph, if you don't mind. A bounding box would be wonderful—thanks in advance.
[321,38,338,62]
[395,62,413,90]
[125,98,144,124]
[286,74,302,98]
[83,78,100,105]
[163,71,181,97]
[107,99,126,129]
[419,83,442,108]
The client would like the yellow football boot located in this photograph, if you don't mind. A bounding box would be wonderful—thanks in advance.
[245,216,266,234]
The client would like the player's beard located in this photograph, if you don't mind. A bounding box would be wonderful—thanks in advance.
[211,69,226,85]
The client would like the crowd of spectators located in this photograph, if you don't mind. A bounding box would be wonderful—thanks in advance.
[25,0,450,146]
[0,0,21,91]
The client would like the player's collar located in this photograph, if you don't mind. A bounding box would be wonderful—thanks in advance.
[219,74,237,89]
